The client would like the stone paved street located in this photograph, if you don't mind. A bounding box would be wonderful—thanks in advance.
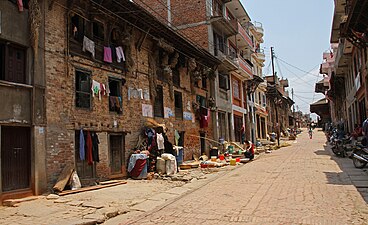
[124,130,368,225]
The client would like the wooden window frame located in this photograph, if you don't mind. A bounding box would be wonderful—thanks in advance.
[0,42,27,84]
[75,70,92,109]
[154,85,164,118]
[174,91,183,120]
[219,73,230,90]
[108,78,122,113]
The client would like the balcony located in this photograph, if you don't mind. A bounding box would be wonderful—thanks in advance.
[210,9,238,37]
[252,48,265,63]
[215,45,239,71]
[228,22,253,52]
[320,62,329,75]
[235,56,253,80]
[334,39,351,77]
[249,21,264,42]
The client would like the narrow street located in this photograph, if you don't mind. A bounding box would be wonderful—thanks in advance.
[121,130,368,225]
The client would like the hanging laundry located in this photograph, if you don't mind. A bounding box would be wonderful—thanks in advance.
[117,96,123,113]
[116,46,126,63]
[79,129,85,160]
[91,80,101,100]
[109,96,116,111]
[157,133,165,150]
[104,47,113,63]
[82,36,95,58]
[174,130,180,146]
[91,132,100,162]
[100,83,106,96]
[86,131,93,165]
[200,115,209,128]
[17,0,23,12]
[105,82,110,96]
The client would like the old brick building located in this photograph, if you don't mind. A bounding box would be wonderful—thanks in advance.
[0,0,221,202]
[137,0,266,144]
[0,0,47,201]
[43,0,220,187]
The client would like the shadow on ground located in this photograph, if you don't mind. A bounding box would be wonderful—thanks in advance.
[318,137,368,203]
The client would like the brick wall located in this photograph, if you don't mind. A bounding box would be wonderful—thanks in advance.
[44,1,212,188]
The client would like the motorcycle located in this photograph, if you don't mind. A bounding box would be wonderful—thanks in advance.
[350,144,368,168]
[331,137,350,157]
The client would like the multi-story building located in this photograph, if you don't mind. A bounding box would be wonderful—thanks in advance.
[266,76,294,138]
[138,0,266,144]
[324,0,368,132]
[0,0,220,201]
[248,22,267,142]
[0,0,47,201]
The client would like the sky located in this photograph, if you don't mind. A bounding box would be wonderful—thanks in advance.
[243,0,334,120]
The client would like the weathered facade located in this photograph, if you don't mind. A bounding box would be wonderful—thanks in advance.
[138,0,267,144]
[43,0,220,187]
[316,0,368,132]
[0,0,221,201]
[0,0,47,201]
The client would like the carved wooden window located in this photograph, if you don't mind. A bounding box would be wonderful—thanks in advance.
[108,78,122,113]
[232,79,240,99]
[196,95,206,108]
[93,20,105,41]
[71,14,85,43]
[0,43,26,84]
[154,85,164,118]
[173,63,180,87]
[75,70,91,109]
[219,73,229,90]
[174,91,183,119]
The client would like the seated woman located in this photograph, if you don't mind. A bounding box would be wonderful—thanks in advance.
[243,140,255,160]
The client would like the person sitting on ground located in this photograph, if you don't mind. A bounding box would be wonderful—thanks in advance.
[243,140,254,160]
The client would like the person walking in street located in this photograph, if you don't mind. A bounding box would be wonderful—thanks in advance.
[243,140,255,160]
[308,127,313,139]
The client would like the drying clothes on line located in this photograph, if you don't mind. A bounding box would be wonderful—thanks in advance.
[200,115,209,128]
[104,47,113,63]
[91,80,101,100]
[17,0,23,12]
[116,46,126,63]
[128,88,143,100]
[109,96,123,113]
[174,130,180,146]
[105,82,110,96]
[91,132,100,162]
[82,36,95,58]
[100,83,107,96]
[79,129,85,160]
[86,131,93,165]
[157,133,165,150]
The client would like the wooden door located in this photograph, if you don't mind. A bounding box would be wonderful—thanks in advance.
[110,135,125,175]
[1,126,31,192]
[5,45,26,84]
[234,115,243,142]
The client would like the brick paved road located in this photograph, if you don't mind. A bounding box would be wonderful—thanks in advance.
[126,130,368,224]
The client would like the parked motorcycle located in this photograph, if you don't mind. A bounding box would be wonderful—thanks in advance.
[331,137,351,157]
[351,145,368,168]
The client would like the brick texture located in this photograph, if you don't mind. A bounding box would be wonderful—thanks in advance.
[44,1,214,188]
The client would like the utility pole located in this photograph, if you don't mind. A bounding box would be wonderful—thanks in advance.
[292,88,295,128]
[271,47,280,146]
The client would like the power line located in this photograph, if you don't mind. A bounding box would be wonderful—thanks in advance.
[276,57,322,77]
[275,57,315,88]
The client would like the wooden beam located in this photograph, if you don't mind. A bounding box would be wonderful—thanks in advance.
[58,181,127,196]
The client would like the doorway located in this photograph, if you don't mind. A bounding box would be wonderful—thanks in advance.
[1,126,31,192]
[110,134,125,175]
